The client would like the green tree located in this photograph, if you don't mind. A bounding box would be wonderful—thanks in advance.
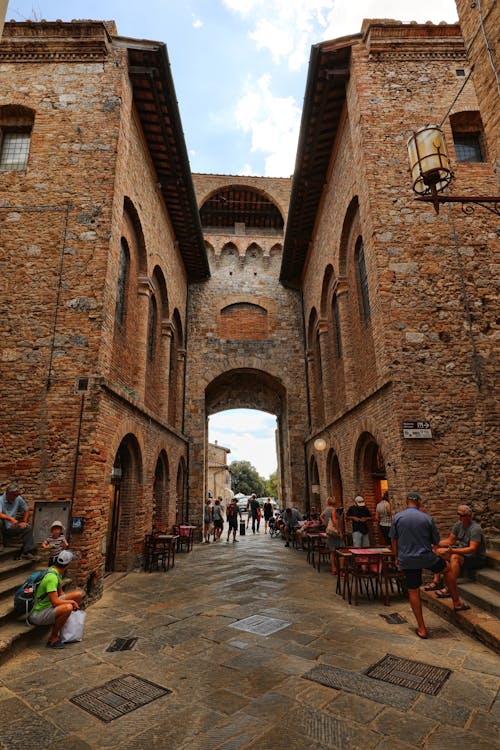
[264,470,278,498]
[230,460,266,497]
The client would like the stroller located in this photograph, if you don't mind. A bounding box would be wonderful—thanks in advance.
[268,513,282,538]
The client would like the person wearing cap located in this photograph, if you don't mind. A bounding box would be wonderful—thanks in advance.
[346,495,371,547]
[0,482,38,560]
[41,520,69,565]
[28,549,83,648]
[389,491,465,639]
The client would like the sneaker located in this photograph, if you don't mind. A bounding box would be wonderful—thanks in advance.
[46,639,64,649]
[22,552,40,560]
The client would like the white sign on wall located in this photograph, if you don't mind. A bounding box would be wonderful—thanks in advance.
[403,420,433,439]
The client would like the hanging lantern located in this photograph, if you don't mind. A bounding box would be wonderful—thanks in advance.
[313,438,327,452]
[407,124,452,196]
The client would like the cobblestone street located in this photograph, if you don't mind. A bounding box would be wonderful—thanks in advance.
[0,531,498,749]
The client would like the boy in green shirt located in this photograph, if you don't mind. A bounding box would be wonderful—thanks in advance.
[29,549,83,648]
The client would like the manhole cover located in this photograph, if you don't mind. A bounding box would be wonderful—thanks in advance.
[70,674,172,723]
[379,613,408,624]
[303,665,418,710]
[228,614,291,636]
[106,637,138,652]
[365,654,451,696]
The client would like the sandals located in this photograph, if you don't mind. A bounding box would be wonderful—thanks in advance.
[435,588,451,598]
[423,581,441,591]
[454,602,471,612]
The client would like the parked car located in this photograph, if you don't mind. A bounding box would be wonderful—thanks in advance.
[237,496,250,512]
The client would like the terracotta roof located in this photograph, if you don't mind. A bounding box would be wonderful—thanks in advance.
[280,37,356,288]
[124,39,209,280]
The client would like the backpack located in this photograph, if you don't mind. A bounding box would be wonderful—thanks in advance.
[13,569,50,622]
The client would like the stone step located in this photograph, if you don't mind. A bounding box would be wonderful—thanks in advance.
[422,588,500,654]
[486,549,500,571]
[457,580,500,618]
[476,567,500,594]
[486,537,500,553]
[0,556,39,582]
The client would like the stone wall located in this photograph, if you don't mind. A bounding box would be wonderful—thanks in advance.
[301,21,498,532]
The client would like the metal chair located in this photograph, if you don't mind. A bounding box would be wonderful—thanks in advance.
[347,553,381,605]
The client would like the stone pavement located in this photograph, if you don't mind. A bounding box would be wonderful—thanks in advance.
[0,530,499,750]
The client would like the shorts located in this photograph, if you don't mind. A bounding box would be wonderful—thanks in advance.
[403,557,446,589]
[214,520,223,529]
[461,555,486,572]
[228,521,238,531]
[28,595,67,626]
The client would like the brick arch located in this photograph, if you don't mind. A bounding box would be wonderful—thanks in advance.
[353,431,388,543]
[123,196,147,275]
[176,457,188,524]
[245,242,264,258]
[327,448,344,507]
[205,368,285,417]
[307,307,324,428]
[320,264,335,318]
[107,432,144,572]
[153,449,169,531]
[168,308,184,430]
[269,243,282,257]
[198,183,286,230]
[220,241,240,259]
[338,195,359,278]
[152,265,169,318]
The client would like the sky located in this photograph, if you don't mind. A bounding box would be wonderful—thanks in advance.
[7,1,458,178]
[5,1,458,478]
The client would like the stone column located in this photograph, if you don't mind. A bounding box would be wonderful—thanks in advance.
[135,276,154,403]
[160,319,174,420]
[317,318,330,425]
[0,1,7,39]
[335,277,356,406]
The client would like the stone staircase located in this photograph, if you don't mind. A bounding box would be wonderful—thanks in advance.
[422,538,500,653]
[0,542,69,664]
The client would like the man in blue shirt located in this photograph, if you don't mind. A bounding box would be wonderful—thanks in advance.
[390,491,465,639]
[0,482,38,559]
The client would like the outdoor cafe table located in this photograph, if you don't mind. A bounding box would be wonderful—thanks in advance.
[336,547,393,604]
[153,534,179,571]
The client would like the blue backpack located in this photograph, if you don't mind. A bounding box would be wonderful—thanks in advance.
[13,569,50,622]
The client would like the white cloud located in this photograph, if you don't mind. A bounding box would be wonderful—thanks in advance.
[222,1,457,69]
[209,409,278,477]
[192,17,203,29]
[234,73,301,176]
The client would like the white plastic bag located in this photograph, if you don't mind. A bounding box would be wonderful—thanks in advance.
[60,609,86,643]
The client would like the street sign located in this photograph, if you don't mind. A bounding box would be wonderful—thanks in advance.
[403,420,432,439]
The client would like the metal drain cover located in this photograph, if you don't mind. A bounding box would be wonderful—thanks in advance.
[365,654,451,696]
[106,637,138,652]
[379,613,408,624]
[70,674,171,723]
[228,614,291,636]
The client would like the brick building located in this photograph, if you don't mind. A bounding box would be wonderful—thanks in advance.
[0,21,208,595]
[0,14,498,597]
[286,19,498,535]
[207,441,231,504]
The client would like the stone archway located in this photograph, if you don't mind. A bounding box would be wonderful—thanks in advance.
[185,367,306,534]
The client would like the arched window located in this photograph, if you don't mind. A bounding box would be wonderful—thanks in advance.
[115,239,129,325]
[147,295,157,361]
[356,237,371,322]
[332,294,342,358]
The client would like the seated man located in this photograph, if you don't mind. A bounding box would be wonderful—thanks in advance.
[426,504,487,597]
[28,550,84,648]
[283,507,303,547]
[0,482,39,560]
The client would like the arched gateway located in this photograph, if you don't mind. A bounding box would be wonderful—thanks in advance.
[185,175,309,533]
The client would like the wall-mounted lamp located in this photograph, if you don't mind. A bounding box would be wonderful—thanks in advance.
[110,466,122,484]
[407,124,499,215]
[313,438,327,452]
